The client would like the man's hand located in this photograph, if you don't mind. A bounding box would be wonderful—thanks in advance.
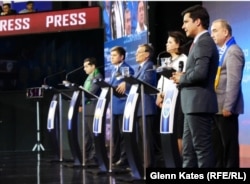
[116,81,126,94]
[156,92,164,108]
[222,109,232,117]
[171,72,184,84]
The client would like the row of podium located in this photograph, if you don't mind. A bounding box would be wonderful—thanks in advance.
[28,70,182,181]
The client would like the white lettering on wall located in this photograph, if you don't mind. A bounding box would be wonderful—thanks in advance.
[0,18,30,31]
[46,12,86,28]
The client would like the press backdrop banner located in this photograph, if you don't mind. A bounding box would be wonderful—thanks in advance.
[0,7,101,36]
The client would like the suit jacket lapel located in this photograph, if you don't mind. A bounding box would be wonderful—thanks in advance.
[110,68,117,85]
[134,65,142,78]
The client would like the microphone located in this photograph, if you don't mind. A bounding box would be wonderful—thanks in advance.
[65,65,84,81]
[157,51,167,67]
[178,61,184,72]
[62,65,84,87]
[42,70,66,89]
[177,61,184,90]
[63,65,104,87]
[65,65,104,81]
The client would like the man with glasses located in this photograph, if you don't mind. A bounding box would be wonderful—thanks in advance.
[134,44,158,167]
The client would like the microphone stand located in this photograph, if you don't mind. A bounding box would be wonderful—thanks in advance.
[43,70,71,162]
[63,66,85,87]
[66,66,84,81]
[156,51,167,68]
[156,51,167,98]
[33,70,66,155]
[42,70,66,89]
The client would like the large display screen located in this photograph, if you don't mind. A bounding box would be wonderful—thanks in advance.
[203,2,250,145]
[100,1,149,81]
[0,1,52,13]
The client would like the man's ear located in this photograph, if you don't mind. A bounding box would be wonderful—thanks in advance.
[224,28,229,37]
[145,52,150,60]
[121,55,125,61]
[195,18,201,27]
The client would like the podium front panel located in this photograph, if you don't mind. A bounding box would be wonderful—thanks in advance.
[121,83,143,179]
[67,90,82,165]
[93,98,106,134]
[160,87,182,167]
[122,93,139,133]
[47,100,58,130]
[160,88,178,134]
[67,91,80,127]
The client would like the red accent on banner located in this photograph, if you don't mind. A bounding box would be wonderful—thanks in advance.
[0,7,101,37]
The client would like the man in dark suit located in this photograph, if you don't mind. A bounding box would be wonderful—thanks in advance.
[211,19,245,168]
[134,44,158,167]
[79,57,103,163]
[172,5,219,168]
[109,46,134,168]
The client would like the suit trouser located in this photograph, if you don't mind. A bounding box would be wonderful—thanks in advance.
[182,113,215,168]
[137,115,156,167]
[84,102,97,160]
[85,116,95,160]
[112,114,127,163]
[212,114,239,168]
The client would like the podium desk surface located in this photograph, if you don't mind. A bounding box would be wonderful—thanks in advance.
[78,85,98,99]
[123,76,159,95]
[156,67,176,79]
[94,79,127,98]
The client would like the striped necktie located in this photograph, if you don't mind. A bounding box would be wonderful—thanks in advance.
[137,66,141,72]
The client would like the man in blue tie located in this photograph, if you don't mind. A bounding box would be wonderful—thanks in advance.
[109,46,134,168]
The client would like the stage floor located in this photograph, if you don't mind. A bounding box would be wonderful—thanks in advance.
[0,151,144,184]
[0,148,249,184]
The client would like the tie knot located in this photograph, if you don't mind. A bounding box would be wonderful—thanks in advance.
[189,42,194,51]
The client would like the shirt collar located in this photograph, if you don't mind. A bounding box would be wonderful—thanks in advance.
[193,30,208,44]
[139,60,147,68]
[115,61,124,70]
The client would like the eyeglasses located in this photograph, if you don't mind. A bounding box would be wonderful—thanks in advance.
[136,50,147,55]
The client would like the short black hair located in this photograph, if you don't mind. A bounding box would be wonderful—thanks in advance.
[110,46,126,60]
[26,1,34,5]
[181,4,210,30]
[3,3,11,8]
[139,43,154,59]
[84,57,97,66]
